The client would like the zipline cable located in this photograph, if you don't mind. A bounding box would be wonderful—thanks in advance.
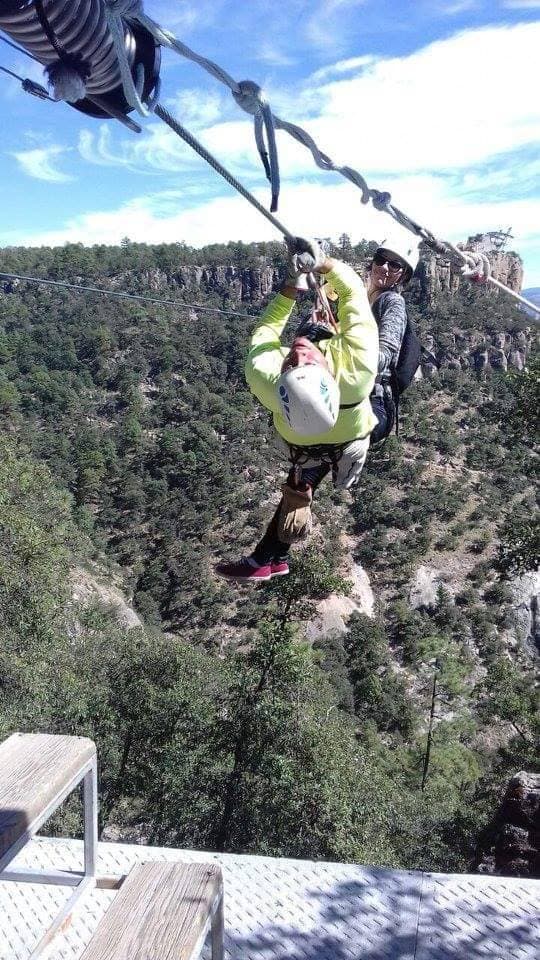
[0,61,52,99]
[154,104,293,241]
[0,62,22,81]
[0,271,260,319]
[0,33,40,62]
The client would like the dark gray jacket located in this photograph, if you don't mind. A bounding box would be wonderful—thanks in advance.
[370,290,407,395]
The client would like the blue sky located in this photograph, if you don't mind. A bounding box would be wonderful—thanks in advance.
[0,0,539,285]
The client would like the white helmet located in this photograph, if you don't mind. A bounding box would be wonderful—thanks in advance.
[277,339,340,436]
[377,231,420,278]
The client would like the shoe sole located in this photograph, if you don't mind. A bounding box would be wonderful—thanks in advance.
[217,573,272,583]
[270,569,290,578]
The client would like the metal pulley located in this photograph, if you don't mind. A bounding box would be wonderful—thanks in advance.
[0,0,160,121]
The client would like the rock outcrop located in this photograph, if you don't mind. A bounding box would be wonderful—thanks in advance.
[138,262,280,303]
[409,565,452,610]
[507,572,540,658]
[475,772,540,878]
[419,327,534,378]
[305,562,375,641]
[70,566,142,629]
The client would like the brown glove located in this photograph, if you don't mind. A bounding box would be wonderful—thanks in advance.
[277,482,313,544]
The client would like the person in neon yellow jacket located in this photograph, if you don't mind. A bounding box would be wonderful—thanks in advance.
[215,239,379,583]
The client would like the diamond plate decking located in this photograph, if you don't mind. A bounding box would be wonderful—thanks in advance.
[1,838,538,960]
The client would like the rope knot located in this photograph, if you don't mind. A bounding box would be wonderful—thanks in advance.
[46,61,88,103]
[460,251,491,284]
[232,79,267,117]
[371,190,392,211]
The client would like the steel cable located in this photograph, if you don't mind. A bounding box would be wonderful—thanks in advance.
[0,270,262,319]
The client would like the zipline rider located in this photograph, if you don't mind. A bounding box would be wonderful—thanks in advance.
[215,238,379,583]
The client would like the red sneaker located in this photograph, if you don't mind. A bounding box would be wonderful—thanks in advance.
[270,561,290,578]
[214,557,272,582]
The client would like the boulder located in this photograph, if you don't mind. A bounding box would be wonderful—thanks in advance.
[473,349,490,373]
[409,565,449,610]
[489,347,508,372]
[508,571,540,657]
[70,566,142,629]
[305,562,374,641]
[475,772,540,877]
[508,349,526,371]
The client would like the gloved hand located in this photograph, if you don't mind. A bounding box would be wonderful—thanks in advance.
[284,270,317,292]
[286,237,326,276]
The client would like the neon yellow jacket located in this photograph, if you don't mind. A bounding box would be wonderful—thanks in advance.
[245,260,379,446]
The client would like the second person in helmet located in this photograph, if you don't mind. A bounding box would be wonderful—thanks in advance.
[367,236,419,441]
[215,238,379,583]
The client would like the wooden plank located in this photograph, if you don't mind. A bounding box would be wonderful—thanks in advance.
[0,733,96,860]
[80,862,223,960]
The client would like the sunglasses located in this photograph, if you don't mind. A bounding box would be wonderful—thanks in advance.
[373,252,404,272]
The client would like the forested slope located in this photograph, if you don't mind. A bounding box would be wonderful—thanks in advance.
[0,240,537,873]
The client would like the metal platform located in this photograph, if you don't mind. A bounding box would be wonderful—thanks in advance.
[1,837,538,960]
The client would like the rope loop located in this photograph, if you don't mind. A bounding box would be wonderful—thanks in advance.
[232,80,280,209]
[103,0,149,116]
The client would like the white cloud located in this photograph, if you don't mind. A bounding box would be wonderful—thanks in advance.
[78,122,204,174]
[501,1,540,9]
[305,0,370,51]
[9,174,540,282]
[436,0,479,13]
[256,42,296,68]
[301,23,540,175]
[310,55,376,83]
[147,0,224,33]
[11,145,74,182]
[165,88,226,129]
[74,24,540,185]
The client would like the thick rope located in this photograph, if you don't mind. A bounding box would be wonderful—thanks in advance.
[0,271,259,319]
[153,103,294,241]
[103,0,149,115]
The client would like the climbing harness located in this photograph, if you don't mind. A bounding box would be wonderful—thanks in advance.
[0,0,538,318]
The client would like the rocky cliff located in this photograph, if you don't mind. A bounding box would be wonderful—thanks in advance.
[413,235,532,375]
[420,326,534,377]
[136,263,281,303]
[5,235,531,378]
[475,772,540,878]
[149,243,533,377]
